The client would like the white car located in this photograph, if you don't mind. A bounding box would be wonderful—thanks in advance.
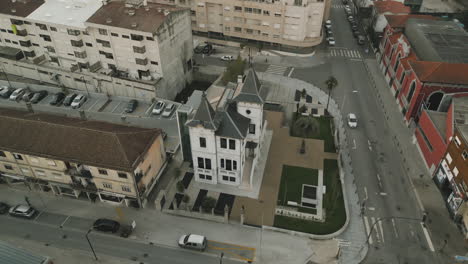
[162,103,176,118]
[325,19,332,29]
[220,55,234,61]
[347,113,358,128]
[327,37,336,46]
[9,204,37,219]
[9,88,26,101]
[71,94,87,109]
[178,234,207,251]
[152,101,165,115]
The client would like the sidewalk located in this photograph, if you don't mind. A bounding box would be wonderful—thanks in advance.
[363,58,468,259]
[0,185,338,264]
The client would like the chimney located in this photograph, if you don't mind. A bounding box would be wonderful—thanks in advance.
[131,22,138,28]
[143,0,147,6]
[106,18,112,24]
[128,9,135,16]
[11,8,16,13]
[164,10,170,16]
[102,0,108,5]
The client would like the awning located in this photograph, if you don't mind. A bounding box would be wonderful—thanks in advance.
[0,173,24,180]
[99,191,126,198]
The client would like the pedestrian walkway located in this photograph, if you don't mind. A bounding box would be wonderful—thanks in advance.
[264,64,289,75]
[329,48,362,59]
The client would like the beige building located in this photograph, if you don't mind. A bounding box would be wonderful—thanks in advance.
[0,0,193,99]
[0,108,167,208]
[153,0,328,50]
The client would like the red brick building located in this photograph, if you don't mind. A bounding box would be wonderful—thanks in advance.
[378,17,468,124]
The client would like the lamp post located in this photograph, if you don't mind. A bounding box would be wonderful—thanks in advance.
[85,229,98,261]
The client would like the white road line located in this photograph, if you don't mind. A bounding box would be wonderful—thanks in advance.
[340,50,345,56]
[34,211,43,221]
[371,217,380,242]
[380,192,387,196]
[350,58,362,62]
[145,103,154,115]
[378,219,385,243]
[367,139,373,151]
[367,207,375,211]
[61,215,71,227]
[376,174,383,189]
[421,223,435,252]
[363,216,373,245]
[111,101,122,113]
[341,93,346,110]
[287,67,295,77]
[352,139,356,149]
[364,187,368,201]
[391,218,399,238]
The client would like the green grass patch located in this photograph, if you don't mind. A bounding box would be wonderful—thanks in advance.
[277,165,318,206]
[274,159,346,235]
[290,114,336,153]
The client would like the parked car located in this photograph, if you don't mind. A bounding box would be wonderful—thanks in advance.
[0,86,14,99]
[30,90,48,104]
[327,37,336,46]
[357,35,366,45]
[0,202,10,214]
[124,99,138,113]
[152,101,165,115]
[93,218,120,233]
[325,19,332,29]
[49,92,66,106]
[9,204,37,219]
[178,234,207,251]
[347,15,354,22]
[162,103,175,117]
[326,28,333,36]
[347,113,358,128]
[9,88,26,101]
[345,9,352,15]
[71,94,86,109]
[63,93,77,106]
[220,55,234,61]
[353,30,360,38]
[22,91,34,102]
[351,25,358,31]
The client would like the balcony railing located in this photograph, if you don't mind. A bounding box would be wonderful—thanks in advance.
[67,168,92,178]
[71,182,97,192]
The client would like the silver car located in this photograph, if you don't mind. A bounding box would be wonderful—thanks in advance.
[9,88,26,101]
[162,103,175,117]
[9,204,37,219]
[152,101,165,115]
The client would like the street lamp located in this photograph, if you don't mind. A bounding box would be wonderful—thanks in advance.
[85,229,98,261]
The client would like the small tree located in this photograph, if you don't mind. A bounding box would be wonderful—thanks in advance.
[201,196,217,213]
[221,56,246,85]
[182,194,190,204]
[293,116,320,138]
[325,76,338,112]
[176,181,185,193]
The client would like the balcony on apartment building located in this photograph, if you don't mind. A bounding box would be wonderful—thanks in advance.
[71,181,98,192]
[66,166,93,178]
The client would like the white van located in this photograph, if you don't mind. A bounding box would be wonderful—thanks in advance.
[178,234,207,251]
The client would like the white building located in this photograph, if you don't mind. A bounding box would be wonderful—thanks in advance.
[0,0,193,99]
[186,68,266,192]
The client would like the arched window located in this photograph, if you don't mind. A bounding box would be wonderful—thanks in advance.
[394,53,401,72]
[407,81,416,103]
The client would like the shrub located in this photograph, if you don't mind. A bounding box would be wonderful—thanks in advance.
[176,181,185,193]
[201,196,217,212]
[182,194,190,204]
[221,56,246,85]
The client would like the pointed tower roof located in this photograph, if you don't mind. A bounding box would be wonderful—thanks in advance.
[233,68,264,104]
[186,92,218,130]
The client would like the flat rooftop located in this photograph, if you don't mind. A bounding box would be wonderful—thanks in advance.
[0,0,44,18]
[27,0,102,28]
[405,18,468,63]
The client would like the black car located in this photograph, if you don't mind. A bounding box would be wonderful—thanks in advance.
[351,25,358,31]
[49,92,65,105]
[0,87,14,99]
[124,99,138,113]
[93,218,120,233]
[353,30,360,38]
[0,202,9,214]
[63,93,77,106]
[30,90,48,104]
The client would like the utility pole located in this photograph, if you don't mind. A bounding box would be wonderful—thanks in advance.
[85,229,98,261]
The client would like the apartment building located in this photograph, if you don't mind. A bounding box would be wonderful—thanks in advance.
[153,0,328,50]
[0,0,193,100]
[185,68,266,196]
[0,108,167,208]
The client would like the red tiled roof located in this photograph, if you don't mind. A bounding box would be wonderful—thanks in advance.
[401,52,417,70]
[409,61,468,85]
[388,32,403,44]
[374,1,410,14]
[385,14,439,29]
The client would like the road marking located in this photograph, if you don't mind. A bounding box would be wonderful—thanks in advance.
[350,58,362,62]
[363,216,373,245]
[352,139,356,149]
[364,187,368,201]
[34,211,43,221]
[380,192,387,196]
[367,139,373,151]
[341,94,346,110]
[420,223,435,252]
[60,215,70,227]
[111,101,122,113]
[391,218,399,238]
[287,67,295,77]
[371,217,380,242]
[337,239,351,247]
[87,100,99,111]
[145,103,154,115]
[378,219,385,243]
[352,90,359,93]
[367,207,375,211]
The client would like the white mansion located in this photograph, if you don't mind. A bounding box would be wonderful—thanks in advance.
[186,68,268,194]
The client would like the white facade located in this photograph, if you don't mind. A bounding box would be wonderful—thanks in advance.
[0,0,193,99]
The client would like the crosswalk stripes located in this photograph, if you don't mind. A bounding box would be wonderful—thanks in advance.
[265,64,289,75]
[329,48,362,59]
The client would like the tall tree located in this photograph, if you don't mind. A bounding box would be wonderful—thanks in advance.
[325,76,338,113]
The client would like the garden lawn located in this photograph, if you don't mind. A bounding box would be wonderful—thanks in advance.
[290,115,336,153]
[277,165,318,206]
[274,159,346,235]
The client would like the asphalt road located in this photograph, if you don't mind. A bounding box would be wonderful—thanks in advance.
[291,1,449,263]
[0,214,237,264]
